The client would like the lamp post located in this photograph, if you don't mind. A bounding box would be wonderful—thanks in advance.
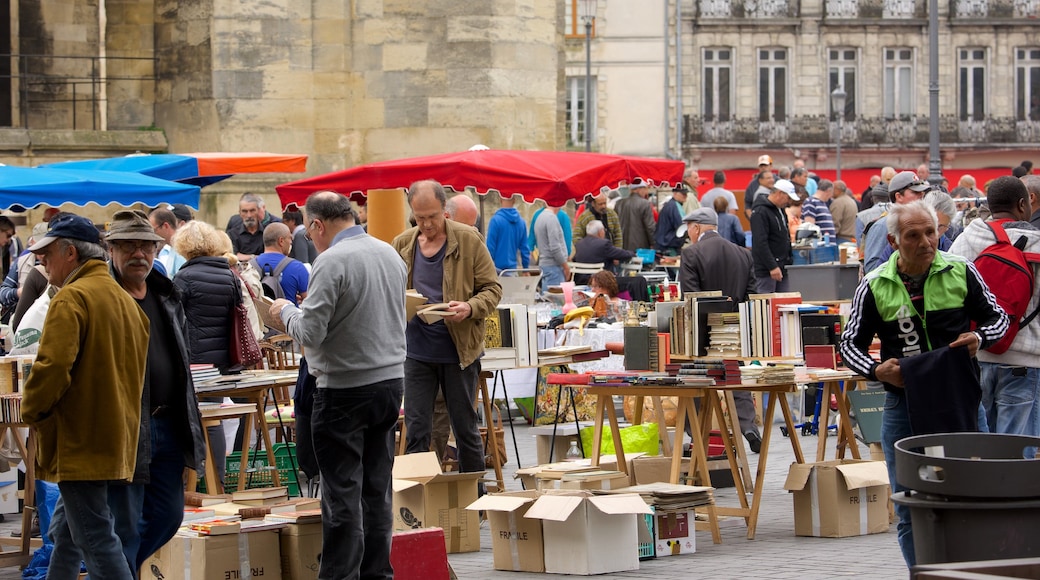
[579,0,597,152]
[926,0,943,186]
[831,86,846,181]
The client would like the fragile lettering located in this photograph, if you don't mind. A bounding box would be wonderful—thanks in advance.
[224,567,267,579]
[848,494,879,504]
[499,531,529,540]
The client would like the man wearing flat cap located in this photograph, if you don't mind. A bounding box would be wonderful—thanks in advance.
[655,184,690,255]
[21,213,150,578]
[106,210,206,572]
[679,207,763,450]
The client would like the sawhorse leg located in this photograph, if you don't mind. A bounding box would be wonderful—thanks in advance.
[478,372,505,492]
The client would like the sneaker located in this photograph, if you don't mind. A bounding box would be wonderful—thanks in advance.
[744,430,762,454]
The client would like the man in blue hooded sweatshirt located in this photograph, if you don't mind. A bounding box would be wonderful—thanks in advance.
[486,194,531,272]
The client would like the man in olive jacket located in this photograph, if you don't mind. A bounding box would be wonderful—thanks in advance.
[22,214,149,579]
[392,180,502,474]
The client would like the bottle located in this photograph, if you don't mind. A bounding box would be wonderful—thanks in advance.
[565,440,582,462]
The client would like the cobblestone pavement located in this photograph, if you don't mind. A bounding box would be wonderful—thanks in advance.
[0,411,910,579]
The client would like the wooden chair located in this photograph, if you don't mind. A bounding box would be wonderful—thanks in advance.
[259,334,299,443]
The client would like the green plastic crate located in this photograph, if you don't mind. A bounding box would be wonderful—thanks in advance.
[209,442,301,497]
[639,509,656,560]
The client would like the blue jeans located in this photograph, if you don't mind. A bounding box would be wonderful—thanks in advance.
[48,481,134,579]
[540,265,564,291]
[312,379,402,580]
[404,358,484,473]
[109,416,188,575]
[977,362,1040,440]
[882,390,915,568]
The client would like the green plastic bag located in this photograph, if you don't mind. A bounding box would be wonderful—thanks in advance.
[579,423,660,458]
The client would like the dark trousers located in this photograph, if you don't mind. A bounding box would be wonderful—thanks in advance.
[312,379,402,580]
[403,358,485,473]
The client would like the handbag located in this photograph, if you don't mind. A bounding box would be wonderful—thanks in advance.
[229,268,264,369]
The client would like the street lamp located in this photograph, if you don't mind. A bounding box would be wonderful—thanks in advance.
[831,86,847,181]
[579,0,597,152]
[926,0,943,186]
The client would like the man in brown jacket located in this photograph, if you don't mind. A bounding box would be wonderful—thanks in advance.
[22,213,149,579]
[392,180,502,475]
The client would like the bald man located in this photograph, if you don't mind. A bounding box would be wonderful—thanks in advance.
[446,194,480,228]
[253,222,310,305]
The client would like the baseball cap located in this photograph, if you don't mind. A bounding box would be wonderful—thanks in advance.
[682,207,718,226]
[107,210,165,242]
[757,154,773,166]
[889,171,931,194]
[169,203,194,223]
[774,179,799,200]
[28,214,101,252]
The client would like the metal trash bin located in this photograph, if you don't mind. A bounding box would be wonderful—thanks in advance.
[893,433,1040,565]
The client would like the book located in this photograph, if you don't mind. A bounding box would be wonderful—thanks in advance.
[207,502,257,516]
[263,509,323,524]
[189,520,241,536]
[181,508,216,522]
[184,492,232,508]
[253,294,287,333]
[231,486,289,502]
[270,497,320,513]
[417,303,453,324]
[406,290,429,320]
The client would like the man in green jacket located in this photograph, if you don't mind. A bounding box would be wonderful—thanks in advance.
[22,213,149,579]
[393,180,502,475]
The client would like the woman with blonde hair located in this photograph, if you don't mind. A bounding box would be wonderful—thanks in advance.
[172,220,242,491]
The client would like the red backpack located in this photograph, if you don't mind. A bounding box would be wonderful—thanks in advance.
[973,220,1040,354]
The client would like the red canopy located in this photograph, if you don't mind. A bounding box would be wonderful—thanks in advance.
[276,149,686,208]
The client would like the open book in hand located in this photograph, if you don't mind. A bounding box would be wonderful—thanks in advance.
[253,295,287,333]
[417,303,453,324]
[406,289,429,320]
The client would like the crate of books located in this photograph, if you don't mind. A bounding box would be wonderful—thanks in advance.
[213,443,301,497]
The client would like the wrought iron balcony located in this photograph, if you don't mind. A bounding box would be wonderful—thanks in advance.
[698,0,800,18]
[823,0,925,18]
[952,0,1040,17]
[682,114,1040,146]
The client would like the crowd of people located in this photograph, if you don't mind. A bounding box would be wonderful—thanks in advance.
[1,156,1038,576]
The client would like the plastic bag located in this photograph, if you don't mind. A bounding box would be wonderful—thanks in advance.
[579,422,660,458]
[10,290,51,355]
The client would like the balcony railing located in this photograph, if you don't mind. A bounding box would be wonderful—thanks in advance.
[1,53,157,130]
[821,0,926,18]
[952,0,1040,17]
[682,114,1040,145]
[698,0,800,18]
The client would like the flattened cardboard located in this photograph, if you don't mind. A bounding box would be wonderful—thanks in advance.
[466,491,544,573]
[784,459,890,538]
[524,492,652,575]
[392,452,483,553]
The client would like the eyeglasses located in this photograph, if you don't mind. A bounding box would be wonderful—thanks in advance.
[112,240,158,254]
[304,219,318,241]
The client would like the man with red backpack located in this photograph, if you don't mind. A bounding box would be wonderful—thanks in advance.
[950,176,1040,441]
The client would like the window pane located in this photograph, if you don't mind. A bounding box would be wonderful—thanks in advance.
[719,68,731,121]
[720,50,730,60]
[706,50,714,60]
[845,71,857,119]
[705,69,715,119]
[1018,67,1027,119]
[760,50,769,60]
[900,49,911,60]
[1031,67,1040,120]
[775,49,786,60]
[960,68,969,120]
[898,67,912,115]
[884,68,895,117]
[972,67,984,120]
[844,50,855,60]
[830,50,838,60]
[774,67,786,122]
[759,68,770,121]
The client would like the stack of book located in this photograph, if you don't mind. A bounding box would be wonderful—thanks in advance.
[0,394,21,423]
[706,312,742,357]
[231,486,289,507]
[738,292,802,358]
[598,482,714,509]
[189,364,221,386]
[740,364,797,384]
[264,509,322,525]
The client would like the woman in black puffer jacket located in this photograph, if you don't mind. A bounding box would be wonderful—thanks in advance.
[173,220,239,492]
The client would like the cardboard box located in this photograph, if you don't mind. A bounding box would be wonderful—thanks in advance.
[631,455,689,486]
[466,491,544,573]
[524,491,652,575]
[144,529,281,580]
[783,459,891,538]
[653,510,696,557]
[0,468,17,514]
[391,452,482,553]
[280,523,322,580]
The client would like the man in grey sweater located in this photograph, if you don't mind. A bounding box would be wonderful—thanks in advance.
[271,191,406,580]
[534,205,571,289]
